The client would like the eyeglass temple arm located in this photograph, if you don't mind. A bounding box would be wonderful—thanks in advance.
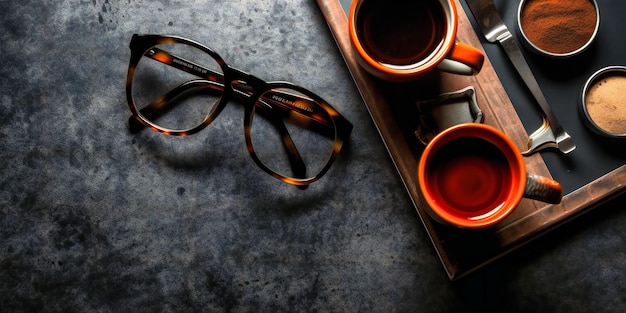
[142,48,335,131]
[130,82,336,141]
[128,79,224,132]
[266,113,308,183]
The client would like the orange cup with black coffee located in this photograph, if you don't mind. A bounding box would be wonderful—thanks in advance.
[417,124,562,229]
[349,0,485,82]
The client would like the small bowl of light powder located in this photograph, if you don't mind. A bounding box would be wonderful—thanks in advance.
[580,66,626,139]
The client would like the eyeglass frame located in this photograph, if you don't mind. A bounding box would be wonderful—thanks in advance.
[125,34,353,186]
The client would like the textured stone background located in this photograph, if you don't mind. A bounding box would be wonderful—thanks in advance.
[0,0,624,312]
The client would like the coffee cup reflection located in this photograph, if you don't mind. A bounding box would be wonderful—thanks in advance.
[417,124,562,229]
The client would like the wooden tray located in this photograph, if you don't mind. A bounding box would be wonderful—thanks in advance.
[317,0,626,280]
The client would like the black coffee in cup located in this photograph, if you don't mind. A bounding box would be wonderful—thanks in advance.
[355,1,446,66]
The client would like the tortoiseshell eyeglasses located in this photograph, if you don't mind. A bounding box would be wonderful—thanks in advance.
[125,34,353,186]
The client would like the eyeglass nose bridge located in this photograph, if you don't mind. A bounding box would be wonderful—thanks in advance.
[224,66,272,104]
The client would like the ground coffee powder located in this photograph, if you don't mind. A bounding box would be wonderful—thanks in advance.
[520,0,597,54]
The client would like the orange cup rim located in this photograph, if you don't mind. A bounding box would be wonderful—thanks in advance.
[348,0,459,77]
[417,124,527,228]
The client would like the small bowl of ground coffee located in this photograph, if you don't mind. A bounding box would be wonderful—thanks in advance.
[580,66,626,139]
[517,0,599,58]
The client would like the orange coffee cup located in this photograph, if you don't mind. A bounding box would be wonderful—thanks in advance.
[417,124,562,228]
[349,0,485,82]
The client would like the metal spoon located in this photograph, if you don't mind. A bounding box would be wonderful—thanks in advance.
[465,0,575,155]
